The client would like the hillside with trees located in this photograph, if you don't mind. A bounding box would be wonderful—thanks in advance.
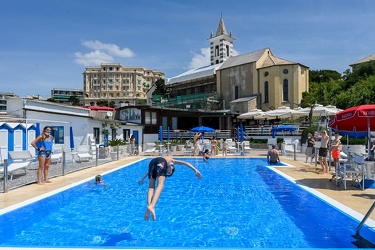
[300,61,375,109]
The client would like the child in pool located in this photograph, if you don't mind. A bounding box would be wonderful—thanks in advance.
[203,149,210,162]
[89,175,108,189]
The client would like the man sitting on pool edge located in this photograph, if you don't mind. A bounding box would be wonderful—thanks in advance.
[267,144,280,164]
[138,155,202,221]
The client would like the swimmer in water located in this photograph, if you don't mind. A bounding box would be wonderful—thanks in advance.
[138,155,202,221]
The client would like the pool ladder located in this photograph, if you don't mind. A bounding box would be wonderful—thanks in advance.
[356,201,375,235]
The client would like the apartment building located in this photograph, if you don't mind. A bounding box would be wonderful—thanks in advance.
[51,88,84,104]
[82,63,164,107]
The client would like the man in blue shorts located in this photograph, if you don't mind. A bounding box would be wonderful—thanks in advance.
[138,155,202,221]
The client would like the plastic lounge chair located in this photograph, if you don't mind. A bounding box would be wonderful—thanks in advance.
[0,151,34,180]
[335,153,365,190]
[144,143,156,156]
[184,147,194,156]
[76,145,93,162]
[227,141,237,153]
[51,144,64,164]
[242,141,252,152]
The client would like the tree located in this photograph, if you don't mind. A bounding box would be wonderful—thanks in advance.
[46,98,57,103]
[69,96,81,106]
[153,78,166,96]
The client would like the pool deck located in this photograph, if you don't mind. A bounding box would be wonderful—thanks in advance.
[1,149,375,223]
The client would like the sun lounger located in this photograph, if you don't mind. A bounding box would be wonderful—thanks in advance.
[0,151,34,180]
[144,143,157,156]
[76,145,93,162]
[51,144,64,164]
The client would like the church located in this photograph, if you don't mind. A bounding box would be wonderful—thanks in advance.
[165,17,309,114]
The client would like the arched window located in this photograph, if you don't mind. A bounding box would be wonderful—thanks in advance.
[283,79,289,102]
[264,81,269,103]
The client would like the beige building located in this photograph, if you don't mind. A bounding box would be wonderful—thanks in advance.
[350,53,375,70]
[165,17,309,114]
[83,63,164,107]
[218,48,309,113]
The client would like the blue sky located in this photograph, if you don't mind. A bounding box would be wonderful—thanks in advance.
[1,0,375,98]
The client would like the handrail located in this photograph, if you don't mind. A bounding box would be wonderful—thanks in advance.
[356,201,375,235]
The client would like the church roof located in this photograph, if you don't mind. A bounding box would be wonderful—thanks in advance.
[219,48,269,70]
[350,53,375,67]
[259,55,297,68]
[166,63,223,85]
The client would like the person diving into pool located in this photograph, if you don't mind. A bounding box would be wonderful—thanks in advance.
[138,155,202,221]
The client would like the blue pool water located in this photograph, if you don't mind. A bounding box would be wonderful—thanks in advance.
[0,158,374,248]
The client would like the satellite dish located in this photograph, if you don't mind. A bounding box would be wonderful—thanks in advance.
[106,111,113,117]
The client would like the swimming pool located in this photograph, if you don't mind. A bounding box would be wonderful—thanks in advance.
[0,158,374,248]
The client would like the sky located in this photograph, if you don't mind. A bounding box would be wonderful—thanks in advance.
[1,0,375,98]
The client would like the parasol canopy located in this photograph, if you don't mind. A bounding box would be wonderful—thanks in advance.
[190,126,215,133]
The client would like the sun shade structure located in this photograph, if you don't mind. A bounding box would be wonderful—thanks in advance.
[293,104,342,117]
[190,126,215,133]
[329,104,375,158]
[238,109,265,119]
[263,106,296,119]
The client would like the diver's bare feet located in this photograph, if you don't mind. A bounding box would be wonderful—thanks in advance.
[144,210,150,221]
[45,180,52,183]
[147,205,156,221]
[38,182,44,185]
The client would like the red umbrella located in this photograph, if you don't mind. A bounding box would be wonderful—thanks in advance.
[328,104,375,157]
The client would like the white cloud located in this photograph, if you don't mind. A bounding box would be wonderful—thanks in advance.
[74,40,135,66]
[74,50,114,66]
[188,47,210,69]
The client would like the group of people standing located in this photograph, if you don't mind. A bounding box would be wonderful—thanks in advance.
[304,130,342,174]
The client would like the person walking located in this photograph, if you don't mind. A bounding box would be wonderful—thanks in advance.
[31,126,53,185]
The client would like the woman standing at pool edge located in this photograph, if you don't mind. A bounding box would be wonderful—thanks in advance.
[138,155,202,221]
[31,126,53,185]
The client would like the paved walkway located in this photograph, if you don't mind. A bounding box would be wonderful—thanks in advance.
[1,149,375,223]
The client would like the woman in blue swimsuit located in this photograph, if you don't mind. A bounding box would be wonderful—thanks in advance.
[31,126,54,185]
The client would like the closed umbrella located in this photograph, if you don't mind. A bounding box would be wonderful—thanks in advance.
[69,126,75,151]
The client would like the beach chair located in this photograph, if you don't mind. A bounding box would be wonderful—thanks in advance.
[336,153,365,190]
[0,151,34,180]
[51,144,64,164]
[76,145,93,162]
[184,146,194,156]
[242,141,252,152]
[227,141,237,153]
[144,143,156,156]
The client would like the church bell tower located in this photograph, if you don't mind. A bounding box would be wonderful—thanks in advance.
[209,16,235,65]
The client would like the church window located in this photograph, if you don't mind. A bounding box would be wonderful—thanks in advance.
[283,69,288,74]
[264,81,269,103]
[283,79,289,101]
[264,71,269,77]
[226,45,229,57]
[215,45,219,56]
[235,86,239,99]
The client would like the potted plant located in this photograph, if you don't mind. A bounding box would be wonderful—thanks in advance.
[109,139,127,159]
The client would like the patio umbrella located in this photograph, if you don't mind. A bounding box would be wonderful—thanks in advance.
[35,122,41,149]
[238,109,265,119]
[293,104,342,117]
[328,104,375,158]
[69,126,75,151]
[263,106,295,119]
[190,126,215,133]
[159,126,163,142]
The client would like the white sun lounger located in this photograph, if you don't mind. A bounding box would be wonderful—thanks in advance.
[0,151,34,180]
